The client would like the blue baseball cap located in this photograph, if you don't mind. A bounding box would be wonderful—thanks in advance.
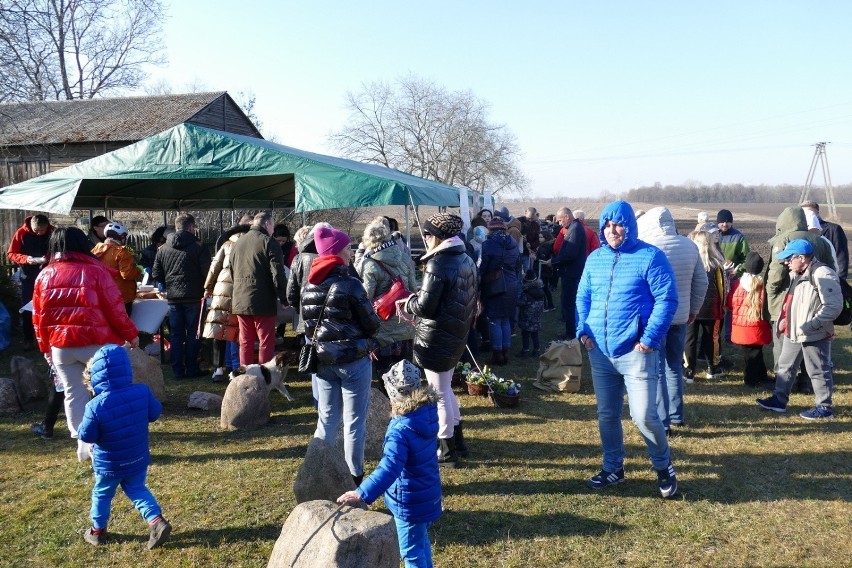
[776,239,813,260]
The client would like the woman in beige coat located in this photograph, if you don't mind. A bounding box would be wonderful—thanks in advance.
[203,224,250,380]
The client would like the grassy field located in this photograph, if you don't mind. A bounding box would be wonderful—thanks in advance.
[1,210,850,567]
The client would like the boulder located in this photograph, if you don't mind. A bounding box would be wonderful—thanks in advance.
[294,437,356,505]
[220,373,270,430]
[126,347,166,401]
[335,388,390,461]
[267,500,399,568]
[0,377,21,414]
[10,355,47,406]
[187,391,224,412]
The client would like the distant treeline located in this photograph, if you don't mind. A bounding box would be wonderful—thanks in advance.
[623,183,852,204]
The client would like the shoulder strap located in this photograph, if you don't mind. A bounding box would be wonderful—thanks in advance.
[371,257,395,278]
[310,293,331,343]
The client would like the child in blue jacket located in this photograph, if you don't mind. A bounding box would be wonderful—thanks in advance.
[78,344,171,549]
[337,360,442,568]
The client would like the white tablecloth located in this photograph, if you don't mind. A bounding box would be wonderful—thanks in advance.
[131,299,169,334]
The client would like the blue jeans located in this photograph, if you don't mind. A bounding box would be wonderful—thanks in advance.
[588,347,671,472]
[225,341,240,369]
[91,469,161,529]
[314,356,372,476]
[394,518,433,568]
[489,318,511,350]
[657,323,687,427]
[168,302,202,377]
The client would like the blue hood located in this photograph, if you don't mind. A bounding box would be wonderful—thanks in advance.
[89,344,133,395]
[599,200,639,252]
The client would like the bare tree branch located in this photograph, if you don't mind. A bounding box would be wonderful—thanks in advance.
[330,74,527,197]
[0,0,166,101]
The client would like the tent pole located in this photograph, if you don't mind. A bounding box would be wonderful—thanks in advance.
[407,191,424,242]
[404,205,410,249]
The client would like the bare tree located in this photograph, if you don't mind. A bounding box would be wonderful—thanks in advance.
[331,75,527,197]
[0,0,166,101]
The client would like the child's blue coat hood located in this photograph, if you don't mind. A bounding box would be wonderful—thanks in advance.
[89,343,133,395]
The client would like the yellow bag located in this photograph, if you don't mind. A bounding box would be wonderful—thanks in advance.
[533,339,583,393]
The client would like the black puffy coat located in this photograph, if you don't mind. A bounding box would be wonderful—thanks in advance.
[152,231,211,303]
[302,263,381,366]
[406,239,477,372]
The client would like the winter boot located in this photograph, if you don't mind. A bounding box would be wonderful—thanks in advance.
[453,422,470,458]
[489,350,504,366]
[502,348,510,366]
[437,437,459,468]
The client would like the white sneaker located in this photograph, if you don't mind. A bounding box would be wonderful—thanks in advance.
[211,367,225,381]
[76,439,92,462]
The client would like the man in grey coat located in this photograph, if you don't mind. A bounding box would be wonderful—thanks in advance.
[757,239,842,420]
[637,207,708,430]
[229,211,287,366]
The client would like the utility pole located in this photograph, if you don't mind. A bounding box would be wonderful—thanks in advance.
[799,142,838,220]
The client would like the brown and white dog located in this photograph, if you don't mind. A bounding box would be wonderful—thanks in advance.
[229,352,295,402]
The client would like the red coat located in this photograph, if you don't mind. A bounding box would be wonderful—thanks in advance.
[727,277,771,346]
[32,252,139,353]
[579,220,601,257]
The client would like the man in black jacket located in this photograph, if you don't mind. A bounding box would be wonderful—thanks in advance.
[153,214,211,379]
[801,200,848,279]
[547,207,587,339]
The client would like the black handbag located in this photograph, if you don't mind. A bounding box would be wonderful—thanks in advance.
[481,250,507,298]
[482,268,506,298]
[299,296,329,373]
[298,343,318,373]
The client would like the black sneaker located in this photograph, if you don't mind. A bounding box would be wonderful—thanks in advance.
[516,349,530,358]
[147,518,172,550]
[657,463,678,499]
[683,369,694,384]
[587,468,625,490]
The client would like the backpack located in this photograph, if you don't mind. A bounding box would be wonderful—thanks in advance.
[834,278,852,326]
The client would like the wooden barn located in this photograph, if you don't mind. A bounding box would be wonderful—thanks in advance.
[0,91,261,250]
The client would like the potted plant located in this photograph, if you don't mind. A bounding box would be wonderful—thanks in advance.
[489,376,521,408]
[465,365,495,397]
[453,361,472,389]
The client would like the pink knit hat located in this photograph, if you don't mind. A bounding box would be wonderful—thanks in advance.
[314,226,351,256]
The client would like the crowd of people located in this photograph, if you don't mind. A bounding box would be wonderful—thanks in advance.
[5,200,847,565]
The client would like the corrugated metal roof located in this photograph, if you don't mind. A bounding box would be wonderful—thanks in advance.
[0,92,228,145]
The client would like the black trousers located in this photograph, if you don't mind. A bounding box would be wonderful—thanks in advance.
[742,344,768,385]
[43,389,65,435]
[685,319,721,372]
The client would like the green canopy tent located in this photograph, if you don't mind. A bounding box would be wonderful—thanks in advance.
[0,122,462,214]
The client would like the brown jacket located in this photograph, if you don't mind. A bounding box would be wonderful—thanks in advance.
[92,240,141,304]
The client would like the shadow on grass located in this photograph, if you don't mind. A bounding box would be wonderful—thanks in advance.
[432,508,623,545]
[106,523,283,549]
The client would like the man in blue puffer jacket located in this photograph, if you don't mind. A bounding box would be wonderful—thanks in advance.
[338,360,441,568]
[576,200,680,499]
[78,344,171,549]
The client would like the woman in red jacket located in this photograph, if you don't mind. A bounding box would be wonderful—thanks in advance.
[32,227,139,460]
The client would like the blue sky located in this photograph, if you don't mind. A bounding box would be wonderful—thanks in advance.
[146,1,852,198]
